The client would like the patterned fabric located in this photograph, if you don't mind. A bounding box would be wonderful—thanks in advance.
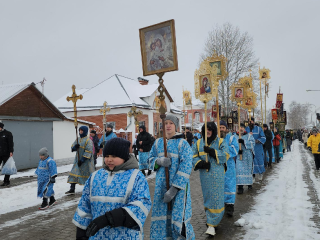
[192,137,229,227]
[73,168,151,240]
[68,136,95,185]
[138,151,150,170]
[279,139,284,158]
[235,134,255,185]
[245,126,266,174]
[148,137,195,240]
[35,157,57,198]
[98,132,117,146]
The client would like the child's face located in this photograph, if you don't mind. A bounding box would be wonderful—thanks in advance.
[165,120,175,135]
[104,155,125,170]
[40,155,47,160]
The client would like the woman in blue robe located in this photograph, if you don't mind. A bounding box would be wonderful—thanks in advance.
[192,122,229,237]
[148,115,195,240]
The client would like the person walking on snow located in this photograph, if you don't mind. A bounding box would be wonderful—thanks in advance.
[35,147,57,210]
[73,138,151,240]
[285,130,293,152]
[307,128,320,170]
[236,123,255,194]
[0,122,14,187]
[273,128,281,163]
[136,125,153,176]
[66,126,95,195]
[148,115,195,239]
[263,124,273,168]
[193,121,229,236]
[98,124,117,149]
[220,120,239,217]
[90,130,99,166]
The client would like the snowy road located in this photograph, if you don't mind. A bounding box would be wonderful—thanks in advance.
[235,141,320,239]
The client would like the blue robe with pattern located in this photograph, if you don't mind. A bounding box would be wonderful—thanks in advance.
[224,133,239,204]
[68,136,95,185]
[138,151,150,170]
[279,138,284,158]
[148,137,195,240]
[192,137,229,227]
[235,133,255,185]
[73,168,151,240]
[35,157,57,198]
[245,126,266,174]
[98,132,117,146]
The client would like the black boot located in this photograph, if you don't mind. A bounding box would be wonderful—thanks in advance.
[237,185,244,194]
[65,183,76,195]
[248,185,253,190]
[0,181,10,187]
[49,196,56,206]
[141,170,146,176]
[226,204,234,217]
[39,198,49,210]
[147,170,152,176]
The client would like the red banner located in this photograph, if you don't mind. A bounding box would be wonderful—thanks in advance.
[276,94,283,109]
[272,109,278,120]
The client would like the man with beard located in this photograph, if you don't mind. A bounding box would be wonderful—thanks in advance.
[245,118,266,181]
[263,124,273,168]
[236,123,255,194]
[136,125,153,176]
[192,122,229,236]
[220,120,239,217]
[99,124,117,150]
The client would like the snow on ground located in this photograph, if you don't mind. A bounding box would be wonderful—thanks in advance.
[235,141,319,239]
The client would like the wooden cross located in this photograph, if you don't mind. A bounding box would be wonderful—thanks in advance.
[100,101,111,125]
[66,85,83,126]
[128,106,143,127]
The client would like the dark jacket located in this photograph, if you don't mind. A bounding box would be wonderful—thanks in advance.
[263,129,273,149]
[136,126,152,152]
[286,132,293,146]
[0,129,14,156]
[184,132,193,146]
[91,135,100,154]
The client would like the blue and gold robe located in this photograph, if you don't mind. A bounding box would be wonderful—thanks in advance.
[224,132,239,204]
[73,168,151,239]
[138,151,150,170]
[148,136,195,240]
[35,157,57,198]
[192,137,229,227]
[235,133,255,185]
[68,136,95,185]
[245,126,266,174]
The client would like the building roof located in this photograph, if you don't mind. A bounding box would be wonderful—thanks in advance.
[0,82,31,106]
[55,74,175,112]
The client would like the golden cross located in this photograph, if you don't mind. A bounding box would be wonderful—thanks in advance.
[128,106,143,127]
[66,85,83,126]
[100,101,111,124]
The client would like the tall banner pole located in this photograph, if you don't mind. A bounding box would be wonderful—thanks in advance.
[182,86,186,139]
[237,102,242,160]
[264,80,267,124]
[216,92,220,138]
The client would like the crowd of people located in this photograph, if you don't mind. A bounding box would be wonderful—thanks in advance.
[2,117,320,239]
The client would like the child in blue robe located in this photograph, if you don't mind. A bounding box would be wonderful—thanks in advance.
[35,147,57,210]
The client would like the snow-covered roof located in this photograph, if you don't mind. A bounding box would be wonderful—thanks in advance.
[55,74,160,111]
[0,82,33,105]
[64,116,96,126]
[170,103,183,114]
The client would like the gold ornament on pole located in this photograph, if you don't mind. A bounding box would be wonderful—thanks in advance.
[183,88,192,135]
[100,101,111,148]
[259,66,271,123]
[239,73,258,121]
[127,105,143,132]
[66,85,83,164]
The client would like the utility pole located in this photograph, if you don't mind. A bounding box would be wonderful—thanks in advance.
[40,78,46,94]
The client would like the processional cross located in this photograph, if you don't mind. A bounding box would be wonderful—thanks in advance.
[100,101,111,145]
[128,105,143,130]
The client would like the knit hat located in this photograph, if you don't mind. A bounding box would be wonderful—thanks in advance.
[312,128,318,133]
[220,120,228,128]
[0,122,3,128]
[106,124,113,129]
[250,117,255,122]
[90,130,96,134]
[39,147,49,158]
[165,114,179,131]
[240,123,246,128]
[103,138,130,161]
[263,124,268,128]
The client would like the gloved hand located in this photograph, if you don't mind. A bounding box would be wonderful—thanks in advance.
[204,146,216,159]
[238,149,243,155]
[194,136,198,140]
[86,213,111,237]
[238,139,244,144]
[255,140,260,144]
[163,186,179,203]
[195,160,210,171]
[156,157,171,167]
[72,144,80,152]
[50,177,56,183]
[308,147,312,151]
[99,141,106,149]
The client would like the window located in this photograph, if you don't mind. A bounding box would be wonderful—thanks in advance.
[195,112,200,122]
[202,113,205,122]
[188,113,192,123]
[139,121,145,126]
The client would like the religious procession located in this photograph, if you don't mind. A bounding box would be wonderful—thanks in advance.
[1,1,320,240]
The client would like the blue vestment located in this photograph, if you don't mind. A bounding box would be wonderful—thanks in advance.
[98,132,117,146]
[235,133,255,185]
[73,168,151,239]
[245,126,266,174]
[35,157,57,198]
[192,137,229,227]
[279,139,284,158]
[68,136,95,185]
[148,137,195,240]
[224,133,239,204]
[138,151,150,170]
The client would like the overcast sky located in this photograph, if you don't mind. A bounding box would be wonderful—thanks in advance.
[1,0,320,117]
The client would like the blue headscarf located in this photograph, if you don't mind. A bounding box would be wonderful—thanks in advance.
[79,126,88,138]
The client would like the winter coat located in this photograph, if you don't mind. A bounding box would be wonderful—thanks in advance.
[184,131,193,146]
[91,135,99,154]
[273,133,281,146]
[286,132,293,146]
[263,129,273,149]
[307,133,320,154]
[136,130,152,152]
[0,129,14,157]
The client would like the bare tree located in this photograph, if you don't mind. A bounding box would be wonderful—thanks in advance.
[288,101,311,129]
[200,23,259,116]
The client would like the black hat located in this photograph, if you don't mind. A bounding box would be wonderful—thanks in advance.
[106,124,113,129]
[139,125,146,132]
[240,123,245,128]
[250,117,255,122]
[201,122,217,139]
[103,138,130,161]
[0,122,3,128]
[263,124,268,128]
[90,130,96,134]
[220,120,228,128]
